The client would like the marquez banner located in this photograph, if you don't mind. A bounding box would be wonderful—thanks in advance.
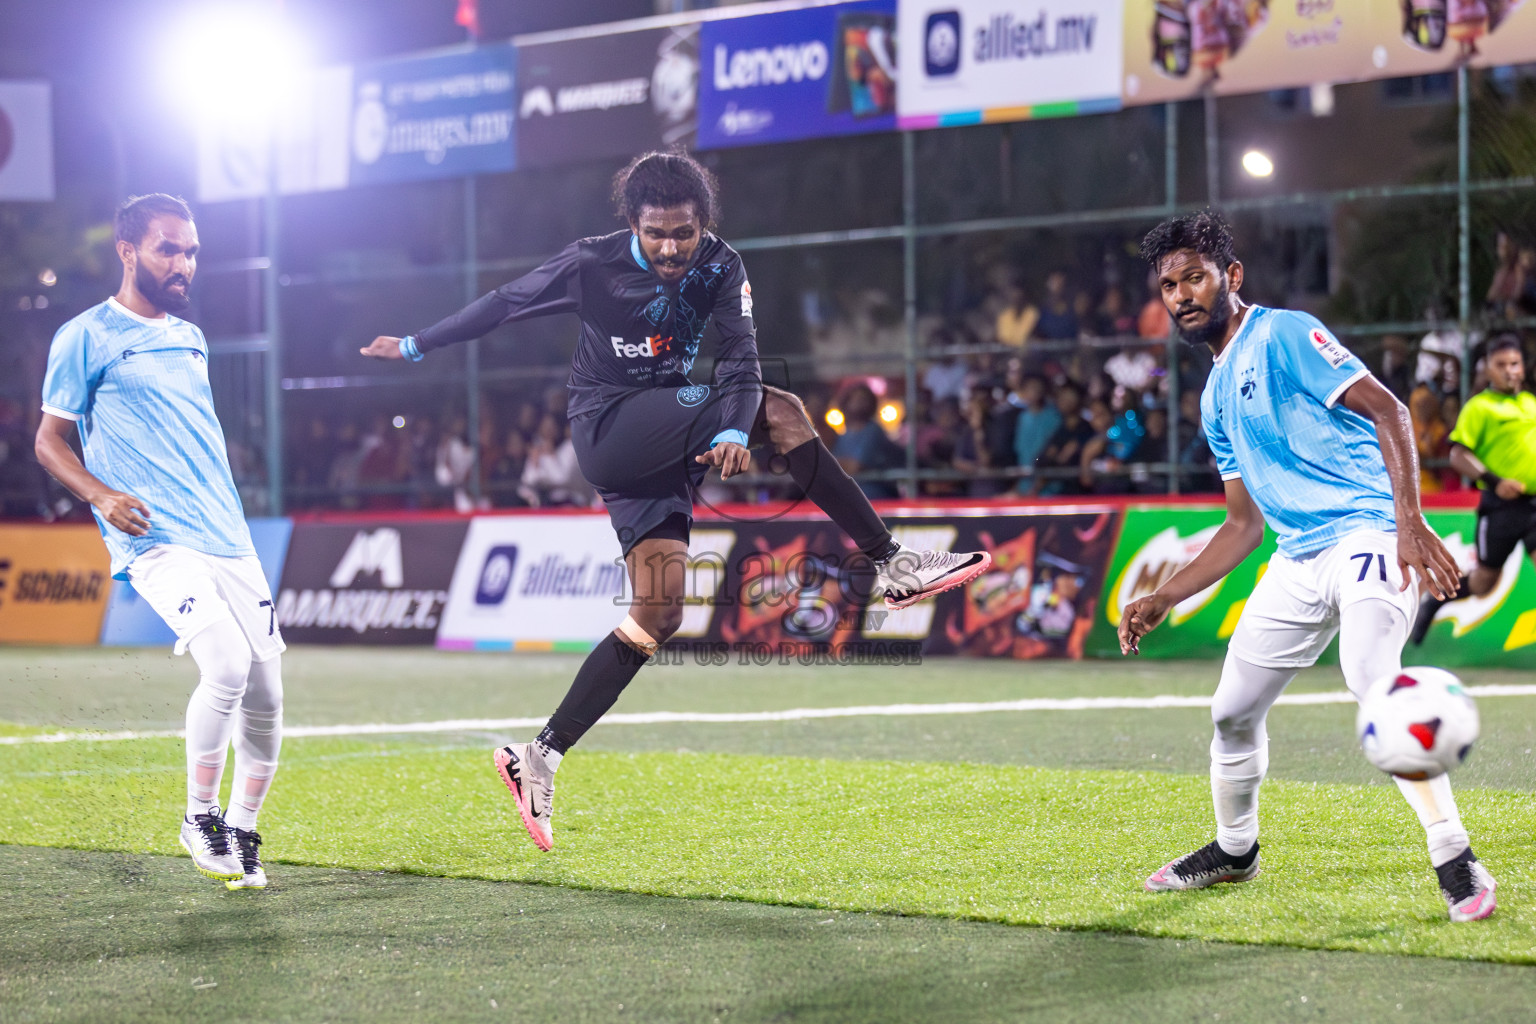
[697,0,898,150]
[0,525,111,645]
[275,519,468,645]
[516,24,699,168]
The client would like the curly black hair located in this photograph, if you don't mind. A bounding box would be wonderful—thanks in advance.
[613,150,720,229]
[1139,209,1237,273]
[115,193,193,247]
[1486,333,1524,358]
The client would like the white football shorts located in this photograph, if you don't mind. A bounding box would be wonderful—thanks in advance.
[126,544,285,662]
[1228,528,1420,669]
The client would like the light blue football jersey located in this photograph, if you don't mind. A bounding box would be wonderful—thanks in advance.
[41,298,255,579]
[1200,305,1396,558]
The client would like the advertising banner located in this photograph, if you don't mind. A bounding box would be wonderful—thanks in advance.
[0,80,54,201]
[437,515,628,651]
[516,25,698,168]
[274,519,468,645]
[350,44,517,186]
[0,526,111,645]
[898,0,1123,129]
[100,519,294,647]
[697,0,897,150]
[1121,0,1536,107]
[1086,506,1536,668]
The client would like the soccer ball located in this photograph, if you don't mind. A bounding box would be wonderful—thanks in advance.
[1356,667,1479,780]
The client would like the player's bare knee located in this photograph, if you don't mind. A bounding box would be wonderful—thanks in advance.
[1469,568,1499,597]
[762,386,815,449]
[626,602,683,645]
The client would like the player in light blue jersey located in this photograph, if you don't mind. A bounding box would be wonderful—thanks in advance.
[1117,212,1494,922]
[35,195,284,890]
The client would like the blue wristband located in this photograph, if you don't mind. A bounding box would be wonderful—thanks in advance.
[710,429,749,449]
[399,335,424,362]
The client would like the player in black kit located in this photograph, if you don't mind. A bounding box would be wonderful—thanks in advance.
[362,151,991,850]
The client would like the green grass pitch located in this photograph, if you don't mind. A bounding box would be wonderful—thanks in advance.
[2,647,1535,1022]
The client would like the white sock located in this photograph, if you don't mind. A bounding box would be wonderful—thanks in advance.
[1208,653,1293,857]
[226,656,283,832]
[1394,774,1470,867]
[184,620,253,819]
[1212,744,1268,856]
[537,743,563,772]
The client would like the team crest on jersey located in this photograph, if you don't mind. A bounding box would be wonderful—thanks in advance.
[644,294,670,326]
[1309,328,1352,369]
[740,281,753,317]
[677,384,710,407]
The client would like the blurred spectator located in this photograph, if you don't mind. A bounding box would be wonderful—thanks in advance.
[1095,285,1137,338]
[1486,231,1521,314]
[1035,271,1079,340]
[328,421,366,507]
[1376,334,1412,398]
[1035,382,1092,494]
[1130,407,1170,493]
[1517,245,1536,316]
[955,391,1008,497]
[403,415,439,506]
[1137,270,1171,339]
[291,417,333,492]
[1104,343,1159,392]
[519,414,591,507]
[834,384,904,499]
[435,414,483,513]
[513,399,542,442]
[917,397,965,496]
[1409,386,1448,495]
[1012,374,1060,489]
[922,328,969,402]
[994,278,1039,349]
[357,414,404,508]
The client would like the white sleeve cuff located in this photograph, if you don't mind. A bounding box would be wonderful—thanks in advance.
[41,403,82,422]
[1324,367,1371,408]
[1220,471,1243,481]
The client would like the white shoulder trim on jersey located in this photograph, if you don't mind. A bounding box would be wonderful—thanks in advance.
[107,296,171,327]
[1324,366,1371,409]
[40,403,81,422]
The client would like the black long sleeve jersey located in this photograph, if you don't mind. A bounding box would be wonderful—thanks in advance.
[414,230,763,438]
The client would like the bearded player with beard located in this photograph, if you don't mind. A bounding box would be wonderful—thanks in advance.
[1117,211,1497,922]
[35,195,284,891]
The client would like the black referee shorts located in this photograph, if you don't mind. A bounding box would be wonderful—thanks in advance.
[1475,492,1536,570]
[571,384,736,555]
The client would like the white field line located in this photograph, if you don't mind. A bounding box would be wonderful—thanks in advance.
[4,683,1535,747]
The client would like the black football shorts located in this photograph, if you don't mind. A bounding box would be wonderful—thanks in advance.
[1475,493,1536,570]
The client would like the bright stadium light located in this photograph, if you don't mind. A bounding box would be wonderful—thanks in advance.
[166,2,310,125]
[1242,149,1275,179]
[879,403,900,424]
[825,408,845,430]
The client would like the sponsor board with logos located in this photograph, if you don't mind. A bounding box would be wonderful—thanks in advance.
[696,0,897,150]
[350,44,517,185]
[898,0,1123,128]
[275,519,468,645]
[100,519,293,647]
[1086,505,1536,667]
[516,25,698,169]
[0,525,112,644]
[437,515,631,650]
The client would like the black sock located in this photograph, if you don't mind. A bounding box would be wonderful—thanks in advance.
[539,632,650,753]
[783,438,896,560]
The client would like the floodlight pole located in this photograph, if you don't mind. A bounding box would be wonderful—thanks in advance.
[264,169,284,515]
[1165,100,1181,495]
[901,130,919,497]
[1457,63,1471,405]
[1204,91,1219,205]
[465,174,482,505]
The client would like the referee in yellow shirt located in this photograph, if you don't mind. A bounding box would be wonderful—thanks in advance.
[1413,335,1536,643]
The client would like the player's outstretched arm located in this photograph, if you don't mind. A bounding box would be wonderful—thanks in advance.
[360,336,405,359]
[1449,442,1527,500]
[1341,376,1461,599]
[1119,477,1263,655]
[33,413,151,536]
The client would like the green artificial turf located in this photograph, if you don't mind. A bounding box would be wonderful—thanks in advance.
[7,845,1534,1024]
[2,735,1533,964]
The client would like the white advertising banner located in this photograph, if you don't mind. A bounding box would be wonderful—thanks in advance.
[0,81,54,201]
[437,515,629,651]
[897,0,1122,128]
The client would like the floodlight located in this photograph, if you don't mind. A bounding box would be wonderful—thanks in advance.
[825,408,845,429]
[879,404,900,424]
[167,2,310,126]
[1242,150,1275,178]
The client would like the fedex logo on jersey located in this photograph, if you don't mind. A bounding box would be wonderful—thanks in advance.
[1309,328,1353,369]
[611,334,675,359]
